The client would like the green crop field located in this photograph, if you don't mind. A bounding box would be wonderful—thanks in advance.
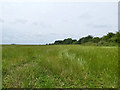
[2,45,118,88]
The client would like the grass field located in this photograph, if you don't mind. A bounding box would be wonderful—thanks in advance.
[2,45,118,88]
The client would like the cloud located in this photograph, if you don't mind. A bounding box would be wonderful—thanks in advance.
[79,13,92,19]
[49,33,60,35]
[11,19,28,24]
[0,18,4,23]
[92,25,113,28]
[2,2,117,44]
[32,21,52,28]
[32,22,38,25]
[87,23,113,28]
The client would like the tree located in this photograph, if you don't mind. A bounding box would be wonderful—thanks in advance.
[52,32,119,46]
[102,32,115,42]
[62,38,76,44]
[92,37,100,43]
[112,32,120,43]
[54,40,63,45]
[81,35,93,44]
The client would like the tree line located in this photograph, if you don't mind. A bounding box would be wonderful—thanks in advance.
[49,32,120,46]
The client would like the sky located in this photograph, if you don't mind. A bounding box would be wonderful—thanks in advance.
[1,2,118,44]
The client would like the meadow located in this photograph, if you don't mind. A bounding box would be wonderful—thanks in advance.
[2,45,118,88]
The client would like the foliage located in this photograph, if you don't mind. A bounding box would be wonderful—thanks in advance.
[52,32,120,46]
[54,38,77,45]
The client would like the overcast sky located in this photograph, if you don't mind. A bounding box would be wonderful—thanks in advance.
[1,2,118,44]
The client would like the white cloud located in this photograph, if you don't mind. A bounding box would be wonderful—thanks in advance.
[0,0,119,3]
[2,2,118,44]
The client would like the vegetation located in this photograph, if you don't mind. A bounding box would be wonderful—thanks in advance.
[53,32,120,46]
[2,45,118,88]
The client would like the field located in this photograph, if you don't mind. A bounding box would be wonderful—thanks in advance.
[2,45,118,88]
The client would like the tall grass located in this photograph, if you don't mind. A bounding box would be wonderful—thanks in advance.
[2,45,118,88]
[0,45,2,89]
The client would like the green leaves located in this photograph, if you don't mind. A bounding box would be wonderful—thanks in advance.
[52,32,120,46]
